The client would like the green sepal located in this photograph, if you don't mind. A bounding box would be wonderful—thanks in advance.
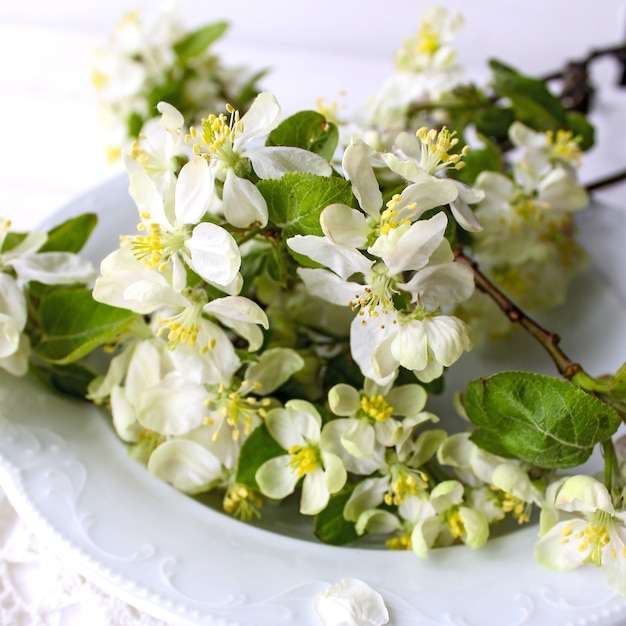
[258,172,353,240]
[34,288,139,364]
[313,485,359,546]
[266,110,339,161]
[40,213,98,254]
[465,371,621,469]
[236,422,286,490]
[173,21,229,63]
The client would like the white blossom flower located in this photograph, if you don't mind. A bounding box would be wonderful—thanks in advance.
[382,127,484,231]
[314,578,389,626]
[126,156,241,290]
[411,479,490,556]
[124,101,191,197]
[326,378,427,462]
[289,211,474,383]
[189,92,332,228]
[321,140,458,249]
[535,475,626,595]
[255,400,347,515]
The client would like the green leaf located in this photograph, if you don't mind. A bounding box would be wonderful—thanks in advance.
[173,21,228,63]
[30,361,97,399]
[489,59,567,131]
[266,111,339,161]
[0,231,27,253]
[313,486,359,546]
[34,289,139,364]
[465,371,621,469]
[236,423,285,490]
[258,172,353,239]
[565,111,595,151]
[127,111,145,138]
[40,213,98,254]
[474,107,515,142]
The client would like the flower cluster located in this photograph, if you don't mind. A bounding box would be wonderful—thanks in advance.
[92,4,263,160]
[7,2,626,608]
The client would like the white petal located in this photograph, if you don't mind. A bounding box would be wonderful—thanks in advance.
[424,316,472,367]
[390,321,429,372]
[222,170,268,227]
[555,475,615,515]
[203,295,268,328]
[535,521,587,571]
[186,222,241,286]
[255,454,298,499]
[402,262,474,308]
[328,383,361,416]
[235,92,281,147]
[174,157,213,225]
[136,374,207,435]
[128,170,169,226]
[344,477,389,522]
[314,578,390,626]
[369,212,447,274]
[245,347,305,395]
[288,235,373,279]
[385,384,427,416]
[301,469,330,515]
[247,146,332,179]
[148,439,222,494]
[342,142,383,217]
[110,386,141,442]
[157,101,184,131]
[320,204,369,249]
[340,419,376,458]
[11,252,95,285]
[297,267,357,307]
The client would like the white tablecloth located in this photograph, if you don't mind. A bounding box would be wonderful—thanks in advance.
[1,4,626,624]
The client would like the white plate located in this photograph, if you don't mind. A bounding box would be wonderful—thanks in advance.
[1,176,626,626]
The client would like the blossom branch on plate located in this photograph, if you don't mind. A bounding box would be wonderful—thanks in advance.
[3,3,626,616]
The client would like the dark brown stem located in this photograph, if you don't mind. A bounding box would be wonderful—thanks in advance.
[540,43,626,81]
[455,248,583,380]
[586,169,626,192]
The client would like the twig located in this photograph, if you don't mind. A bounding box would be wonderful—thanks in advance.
[586,169,626,193]
[454,247,583,380]
[540,43,626,82]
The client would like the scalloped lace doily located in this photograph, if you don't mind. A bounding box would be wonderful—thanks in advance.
[0,490,170,626]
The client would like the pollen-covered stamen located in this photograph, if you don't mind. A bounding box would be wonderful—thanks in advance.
[499,490,532,524]
[349,265,398,318]
[386,533,413,550]
[379,194,416,235]
[223,482,263,521]
[360,394,394,422]
[190,103,243,168]
[546,129,582,166]
[415,21,440,55]
[560,511,616,567]
[130,212,189,272]
[288,444,320,478]
[446,508,465,538]
[205,380,270,442]
[415,126,469,175]
[384,466,429,506]
[155,289,209,350]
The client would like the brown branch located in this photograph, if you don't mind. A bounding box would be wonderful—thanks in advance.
[540,43,626,82]
[586,169,626,193]
[454,248,583,380]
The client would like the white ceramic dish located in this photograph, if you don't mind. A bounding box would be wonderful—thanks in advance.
[1,176,626,626]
